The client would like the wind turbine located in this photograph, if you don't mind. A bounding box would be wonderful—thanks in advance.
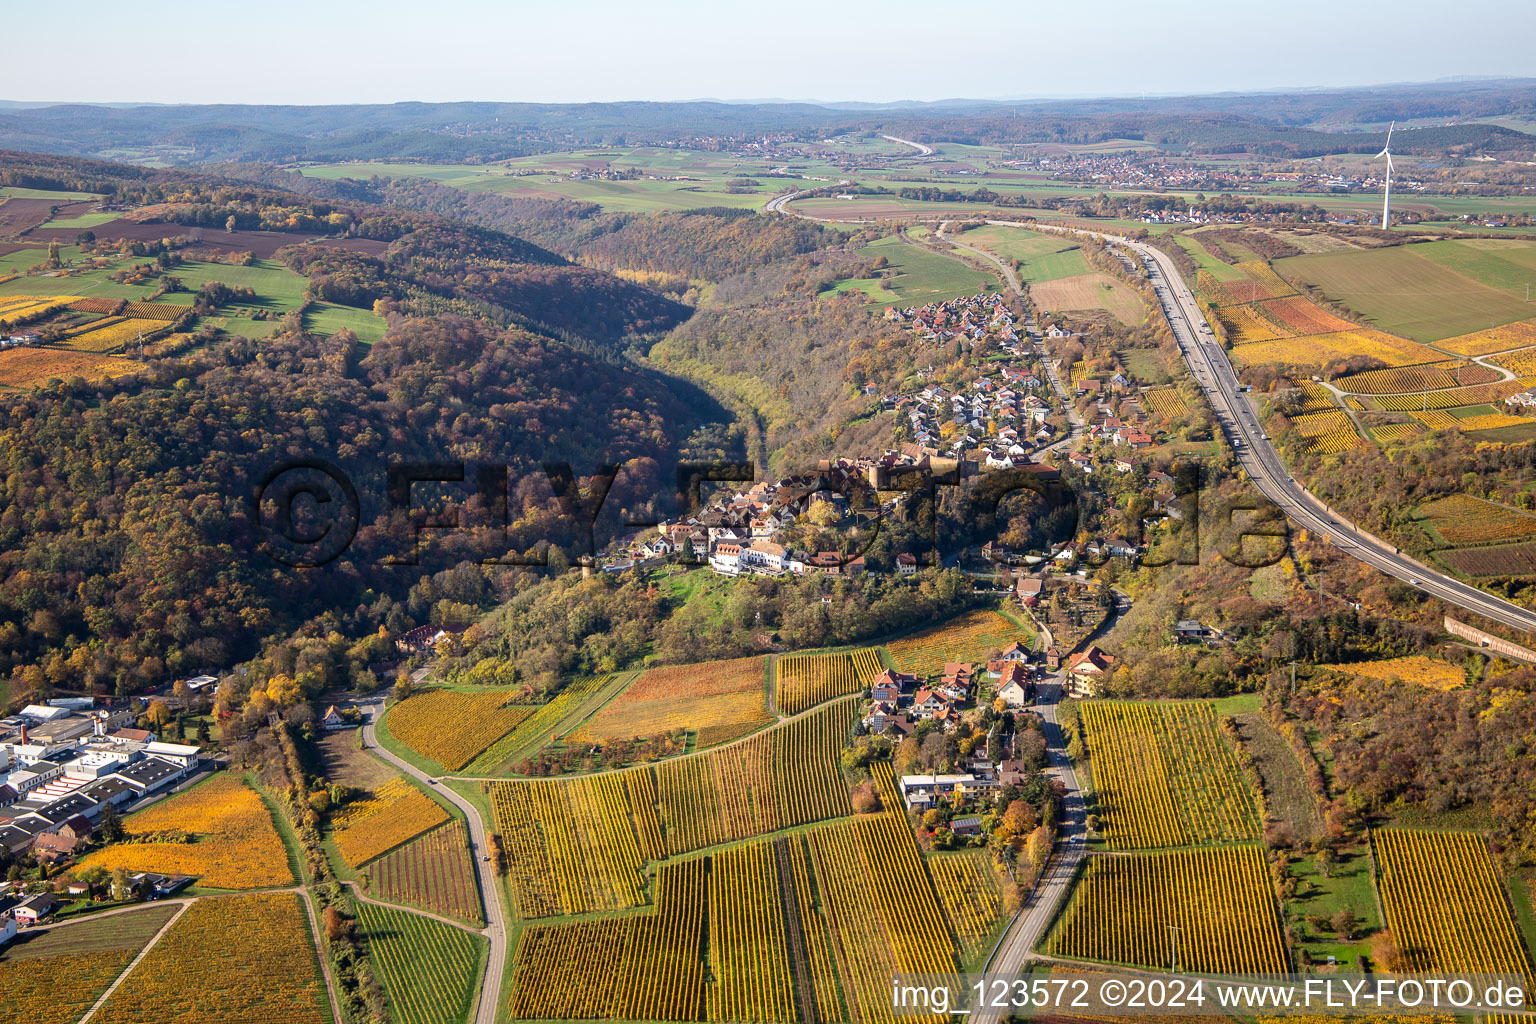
[1375,121,1395,229]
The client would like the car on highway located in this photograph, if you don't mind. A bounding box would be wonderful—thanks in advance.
[1410,579,1421,586]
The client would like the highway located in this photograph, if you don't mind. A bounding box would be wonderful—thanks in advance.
[1042,224,1536,637]
[880,134,935,156]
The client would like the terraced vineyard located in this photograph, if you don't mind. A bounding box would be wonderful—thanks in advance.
[365,819,484,924]
[1373,830,1533,980]
[1336,363,1500,394]
[356,901,484,1024]
[775,647,883,715]
[1081,701,1261,849]
[1046,847,1288,973]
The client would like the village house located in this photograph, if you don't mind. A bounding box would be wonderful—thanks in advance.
[1066,645,1117,695]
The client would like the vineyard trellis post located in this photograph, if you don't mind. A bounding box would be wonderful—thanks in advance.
[1166,924,1181,973]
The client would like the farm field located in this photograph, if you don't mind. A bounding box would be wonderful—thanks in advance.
[458,672,628,775]
[1277,243,1536,342]
[961,225,1091,281]
[1370,421,1425,444]
[78,773,294,888]
[1370,376,1536,411]
[1415,494,1536,546]
[887,609,1028,677]
[1373,830,1533,979]
[0,347,144,388]
[332,777,450,868]
[1081,701,1262,849]
[490,697,858,916]
[364,819,484,925]
[1046,847,1288,973]
[775,647,883,715]
[1321,655,1464,690]
[1438,540,1536,577]
[94,893,329,1024]
[167,257,309,310]
[62,316,170,353]
[0,904,179,1024]
[355,901,484,1024]
[828,234,993,305]
[386,687,536,772]
[571,654,771,747]
[1031,272,1145,326]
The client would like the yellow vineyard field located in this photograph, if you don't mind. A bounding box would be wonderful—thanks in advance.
[1322,655,1464,691]
[1047,846,1288,973]
[1375,377,1536,411]
[491,698,858,917]
[1373,830,1533,981]
[1335,363,1498,395]
[572,655,771,746]
[1490,347,1536,376]
[0,295,83,326]
[1371,422,1424,444]
[1081,701,1261,849]
[388,687,535,771]
[1290,410,1367,454]
[888,609,1025,676]
[1418,494,1536,545]
[332,777,450,867]
[1438,320,1536,356]
[775,647,883,715]
[1141,387,1189,418]
[1235,329,1440,368]
[95,893,328,1024]
[78,774,293,888]
[63,316,165,353]
[930,850,1005,960]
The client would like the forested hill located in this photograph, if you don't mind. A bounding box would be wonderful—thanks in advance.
[0,150,689,344]
[0,153,737,702]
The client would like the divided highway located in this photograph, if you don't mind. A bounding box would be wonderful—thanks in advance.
[1082,227,1536,637]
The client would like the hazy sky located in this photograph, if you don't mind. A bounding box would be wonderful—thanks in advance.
[9,0,1534,106]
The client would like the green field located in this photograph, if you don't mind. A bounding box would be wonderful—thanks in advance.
[960,225,1091,282]
[1278,241,1536,342]
[0,185,103,201]
[306,301,387,344]
[0,246,154,300]
[827,234,993,305]
[1175,234,1248,281]
[39,210,122,230]
[354,901,485,1024]
[168,258,309,310]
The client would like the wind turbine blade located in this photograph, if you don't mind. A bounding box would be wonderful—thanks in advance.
[1385,120,1395,146]
[1375,147,1389,158]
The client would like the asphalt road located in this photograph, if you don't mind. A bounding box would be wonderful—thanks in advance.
[361,705,507,1024]
[972,675,1086,1024]
[1036,224,1536,637]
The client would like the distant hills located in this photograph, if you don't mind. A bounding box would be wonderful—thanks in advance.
[2,78,1533,164]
